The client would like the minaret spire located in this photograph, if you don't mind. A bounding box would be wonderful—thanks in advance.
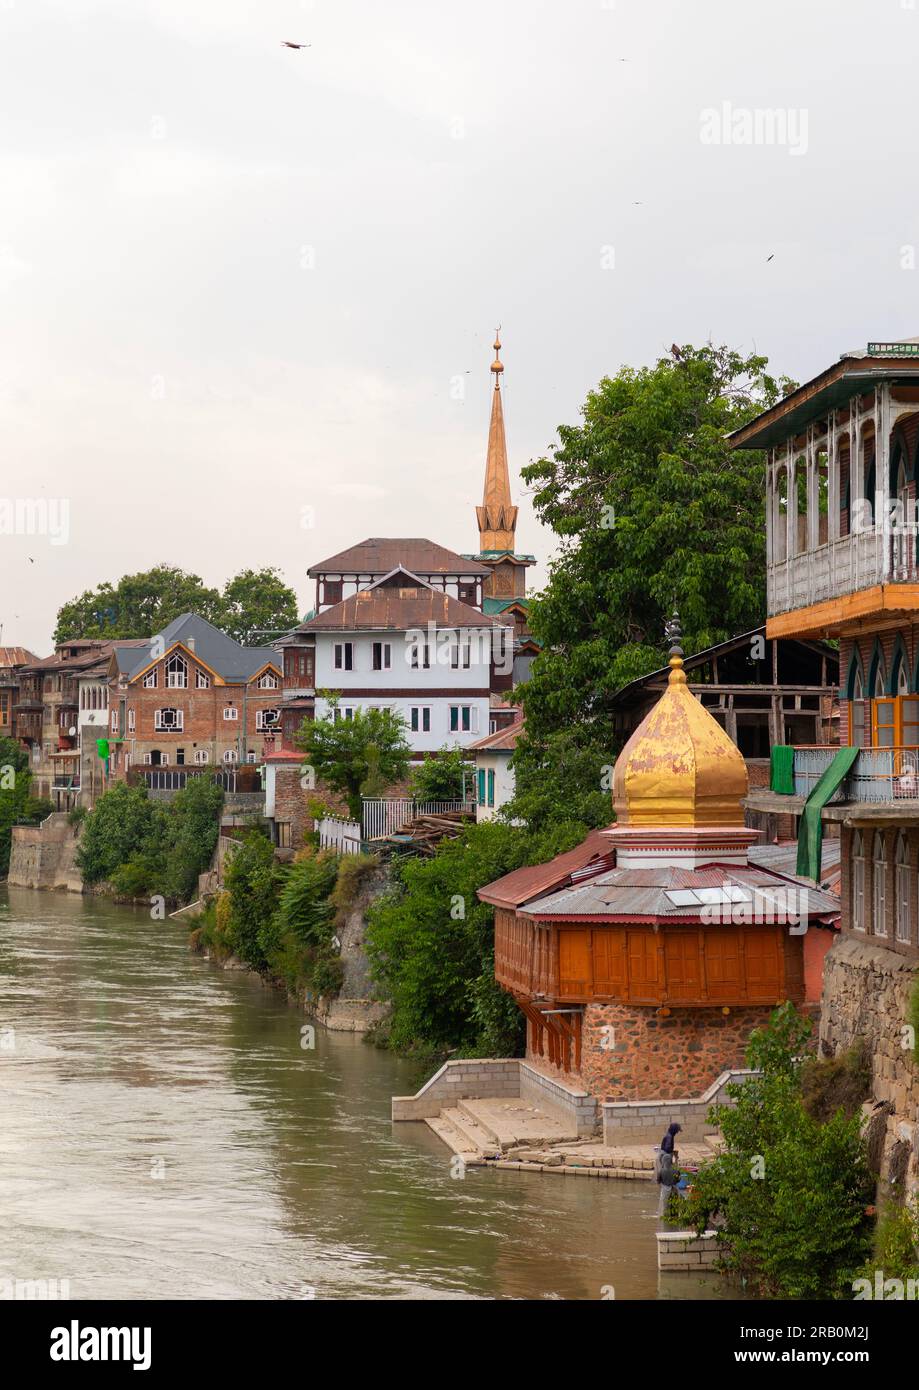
[476,328,518,553]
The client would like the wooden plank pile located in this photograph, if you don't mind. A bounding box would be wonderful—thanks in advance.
[384,809,472,856]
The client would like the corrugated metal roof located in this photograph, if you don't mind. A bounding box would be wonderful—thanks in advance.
[301,586,506,632]
[308,538,490,577]
[0,647,40,667]
[468,718,524,752]
[477,829,615,908]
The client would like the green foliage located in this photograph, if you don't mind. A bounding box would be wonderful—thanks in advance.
[0,738,41,876]
[223,830,285,971]
[158,776,224,903]
[518,343,794,745]
[505,725,614,834]
[110,853,163,899]
[801,1039,871,1124]
[330,853,379,918]
[296,699,410,820]
[685,1004,873,1299]
[54,564,298,644]
[410,747,472,803]
[866,1201,919,1283]
[76,783,161,884]
[218,567,299,643]
[365,818,587,1054]
[67,805,88,829]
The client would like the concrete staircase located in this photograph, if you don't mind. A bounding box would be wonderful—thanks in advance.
[425,1096,578,1158]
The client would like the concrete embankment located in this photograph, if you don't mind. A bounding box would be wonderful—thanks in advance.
[7,814,83,892]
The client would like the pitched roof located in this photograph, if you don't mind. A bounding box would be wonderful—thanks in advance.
[308,538,490,578]
[299,576,507,632]
[119,613,280,684]
[477,829,615,909]
[0,647,40,667]
[467,717,524,752]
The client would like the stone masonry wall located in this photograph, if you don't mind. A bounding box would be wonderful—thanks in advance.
[575,1001,776,1102]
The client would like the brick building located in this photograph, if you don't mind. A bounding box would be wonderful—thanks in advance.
[0,647,38,742]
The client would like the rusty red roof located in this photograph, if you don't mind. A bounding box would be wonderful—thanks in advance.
[477,829,615,909]
[300,585,506,632]
[0,647,41,667]
[308,538,490,578]
[468,717,524,752]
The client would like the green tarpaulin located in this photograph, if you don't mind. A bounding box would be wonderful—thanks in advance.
[770,744,796,795]
[796,746,859,882]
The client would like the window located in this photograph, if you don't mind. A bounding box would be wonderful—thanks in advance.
[487,768,495,807]
[872,832,888,937]
[257,672,279,689]
[154,708,183,732]
[194,749,210,765]
[458,583,477,605]
[852,831,865,932]
[322,579,343,605]
[110,710,119,733]
[166,653,188,688]
[896,832,913,944]
[334,642,353,671]
[246,750,257,764]
[223,749,238,763]
[127,708,135,732]
[449,705,475,733]
[372,642,391,671]
[332,706,354,723]
[256,708,280,731]
[143,669,157,688]
[277,822,292,849]
[196,669,210,689]
[223,707,238,721]
[410,706,431,733]
[873,698,896,749]
[410,640,430,670]
[176,748,185,766]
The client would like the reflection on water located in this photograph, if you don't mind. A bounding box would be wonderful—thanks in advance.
[0,887,731,1300]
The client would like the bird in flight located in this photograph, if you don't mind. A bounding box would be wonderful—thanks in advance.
[766,253,775,262]
[282,41,311,49]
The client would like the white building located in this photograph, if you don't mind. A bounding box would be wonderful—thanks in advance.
[298,566,512,756]
[468,718,523,821]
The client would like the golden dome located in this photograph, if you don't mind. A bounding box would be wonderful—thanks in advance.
[612,649,748,828]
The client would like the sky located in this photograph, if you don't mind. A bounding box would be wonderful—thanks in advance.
[2,0,919,654]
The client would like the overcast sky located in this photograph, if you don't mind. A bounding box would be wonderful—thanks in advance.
[2,0,919,653]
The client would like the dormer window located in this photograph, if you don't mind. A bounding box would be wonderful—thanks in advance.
[196,669,210,689]
[257,672,279,689]
[143,669,157,688]
[166,653,188,689]
[322,579,343,605]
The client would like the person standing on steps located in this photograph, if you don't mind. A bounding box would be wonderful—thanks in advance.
[655,1122,682,1218]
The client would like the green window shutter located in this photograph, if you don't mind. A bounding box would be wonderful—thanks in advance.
[477,768,486,805]
[487,768,495,807]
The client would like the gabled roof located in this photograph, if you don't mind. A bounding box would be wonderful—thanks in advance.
[0,647,40,668]
[477,829,615,910]
[308,538,490,578]
[299,571,507,633]
[118,613,280,684]
[467,717,524,753]
[482,596,531,616]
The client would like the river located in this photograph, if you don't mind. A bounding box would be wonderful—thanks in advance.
[0,887,732,1301]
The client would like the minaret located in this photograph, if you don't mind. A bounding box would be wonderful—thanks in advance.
[473,331,533,601]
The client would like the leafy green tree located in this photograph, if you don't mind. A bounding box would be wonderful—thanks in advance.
[159,776,224,903]
[54,564,298,644]
[518,343,794,743]
[0,738,51,876]
[296,700,411,821]
[365,819,588,1054]
[685,1004,873,1299]
[76,783,161,884]
[505,725,613,834]
[223,830,286,971]
[410,746,473,803]
[219,567,299,644]
[55,566,222,641]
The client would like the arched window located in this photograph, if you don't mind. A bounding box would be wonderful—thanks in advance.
[895,832,913,944]
[166,653,188,689]
[872,832,888,937]
[852,831,866,932]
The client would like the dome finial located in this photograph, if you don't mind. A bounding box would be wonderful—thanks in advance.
[491,326,504,384]
[664,609,685,684]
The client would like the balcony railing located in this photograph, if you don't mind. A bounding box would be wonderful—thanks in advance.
[783,745,919,803]
[768,529,911,618]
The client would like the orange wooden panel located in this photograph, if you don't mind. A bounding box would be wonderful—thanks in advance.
[592,928,627,998]
[744,927,783,1002]
[558,929,591,997]
[664,930,703,1001]
[703,928,743,1001]
[626,930,661,1002]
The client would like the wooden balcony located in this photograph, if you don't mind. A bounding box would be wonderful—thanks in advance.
[747,744,919,820]
[767,531,919,638]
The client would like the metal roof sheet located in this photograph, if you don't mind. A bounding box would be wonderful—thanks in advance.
[308,538,490,577]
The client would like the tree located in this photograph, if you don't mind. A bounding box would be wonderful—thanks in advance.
[223,830,286,971]
[54,564,298,645]
[76,783,162,884]
[296,700,411,821]
[410,746,472,803]
[0,738,52,877]
[684,1004,873,1299]
[505,725,613,834]
[518,343,794,743]
[219,567,299,644]
[159,776,224,903]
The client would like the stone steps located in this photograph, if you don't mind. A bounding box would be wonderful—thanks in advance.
[455,1097,578,1151]
[441,1106,499,1155]
[424,1114,482,1159]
